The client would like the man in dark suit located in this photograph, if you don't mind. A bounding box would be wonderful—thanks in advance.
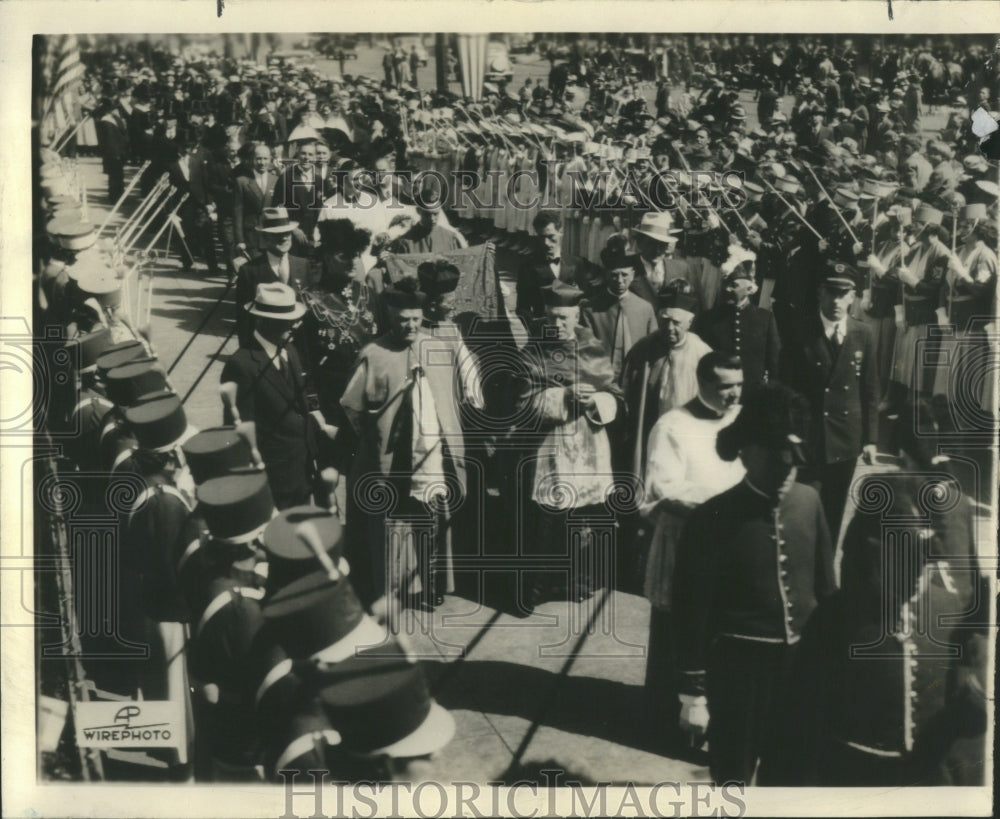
[233,143,277,261]
[168,131,220,273]
[694,260,781,391]
[220,282,332,510]
[273,139,322,257]
[97,98,129,202]
[779,264,879,541]
[234,208,311,348]
[516,211,580,319]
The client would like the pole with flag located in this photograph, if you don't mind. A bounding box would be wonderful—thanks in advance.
[456,34,488,101]
[38,34,86,151]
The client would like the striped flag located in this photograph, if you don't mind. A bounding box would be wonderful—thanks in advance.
[39,34,86,141]
[456,34,488,102]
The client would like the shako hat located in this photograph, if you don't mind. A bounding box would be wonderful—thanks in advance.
[196,470,275,544]
[124,392,195,453]
[182,426,255,485]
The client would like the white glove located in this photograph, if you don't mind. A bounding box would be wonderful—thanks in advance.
[679,694,710,738]
[867,254,886,277]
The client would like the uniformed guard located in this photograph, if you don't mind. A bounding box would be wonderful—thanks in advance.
[100,357,171,473]
[693,249,781,391]
[786,398,983,785]
[185,470,276,781]
[779,263,880,540]
[673,383,836,785]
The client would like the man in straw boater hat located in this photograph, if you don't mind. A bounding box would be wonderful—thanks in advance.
[511,280,624,611]
[779,263,879,542]
[234,207,311,347]
[339,277,467,618]
[672,382,836,785]
[694,246,781,392]
[221,282,337,511]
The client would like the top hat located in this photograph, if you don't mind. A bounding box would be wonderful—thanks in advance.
[196,469,275,544]
[105,358,169,408]
[262,506,348,594]
[245,282,306,321]
[256,207,299,234]
[182,426,255,485]
[417,260,461,298]
[95,339,146,376]
[124,392,196,453]
[315,640,455,758]
[631,211,680,245]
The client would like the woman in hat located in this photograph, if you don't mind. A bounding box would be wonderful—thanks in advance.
[299,219,378,420]
[672,383,835,785]
[889,203,951,400]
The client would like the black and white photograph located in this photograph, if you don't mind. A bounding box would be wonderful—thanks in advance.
[2,1,998,816]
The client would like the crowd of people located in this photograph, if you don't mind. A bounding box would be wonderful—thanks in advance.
[34,34,995,787]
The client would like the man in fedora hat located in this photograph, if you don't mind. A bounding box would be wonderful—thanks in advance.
[581,239,658,383]
[779,263,879,541]
[628,212,684,303]
[273,139,322,257]
[234,207,311,347]
[673,382,836,785]
[222,282,332,511]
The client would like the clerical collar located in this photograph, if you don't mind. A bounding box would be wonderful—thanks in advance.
[692,393,725,419]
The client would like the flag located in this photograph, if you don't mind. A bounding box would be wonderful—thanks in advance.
[384,242,498,319]
[39,34,85,141]
[456,34,488,102]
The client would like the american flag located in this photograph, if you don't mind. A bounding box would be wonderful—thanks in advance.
[38,34,87,141]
